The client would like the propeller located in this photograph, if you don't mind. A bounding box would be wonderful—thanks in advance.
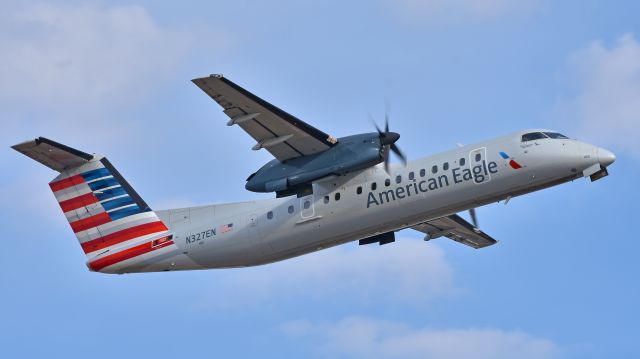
[371,110,406,174]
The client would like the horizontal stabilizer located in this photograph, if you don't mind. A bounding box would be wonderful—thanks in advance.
[12,137,94,172]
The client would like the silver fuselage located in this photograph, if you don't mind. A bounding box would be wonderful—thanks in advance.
[105,129,613,273]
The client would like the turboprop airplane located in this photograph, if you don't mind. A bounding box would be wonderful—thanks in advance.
[12,75,616,274]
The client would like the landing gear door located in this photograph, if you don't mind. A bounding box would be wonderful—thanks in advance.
[469,147,491,184]
[300,195,314,219]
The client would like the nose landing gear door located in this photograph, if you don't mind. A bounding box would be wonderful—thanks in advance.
[468,147,491,184]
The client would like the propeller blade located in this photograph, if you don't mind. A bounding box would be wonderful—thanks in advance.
[383,146,390,174]
[469,208,479,228]
[384,101,390,133]
[369,114,383,135]
[369,106,405,173]
[390,143,407,165]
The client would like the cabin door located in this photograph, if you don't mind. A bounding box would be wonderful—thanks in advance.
[300,195,315,219]
[468,147,492,184]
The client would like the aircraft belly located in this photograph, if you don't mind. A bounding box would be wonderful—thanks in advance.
[131,252,205,273]
[187,229,260,268]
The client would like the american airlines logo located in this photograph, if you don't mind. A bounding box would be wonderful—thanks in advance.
[500,152,522,169]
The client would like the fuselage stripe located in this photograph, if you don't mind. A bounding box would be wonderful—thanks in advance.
[108,205,143,221]
[101,196,135,211]
[88,177,119,191]
[70,212,112,233]
[94,186,126,201]
[59,192,100,213]
[81,221,169,253]
[88,237,174,271]
[81,167,111,182]
[75,211,160,242]
[50,174,85,192]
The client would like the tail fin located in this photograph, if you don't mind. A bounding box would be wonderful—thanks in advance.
[12,137,175,273]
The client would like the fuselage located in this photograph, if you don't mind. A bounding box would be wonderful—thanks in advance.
[104,129,615,274]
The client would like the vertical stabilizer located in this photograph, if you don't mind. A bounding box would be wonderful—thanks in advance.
[12,137,176,273]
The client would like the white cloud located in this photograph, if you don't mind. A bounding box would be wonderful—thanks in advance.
[0,2,218,148]
[390,0,539,24]
[0,3,225,216]
[196,239,457,310]
[0,3,189,110]
[562,33,640,157]
[282,316,562,359]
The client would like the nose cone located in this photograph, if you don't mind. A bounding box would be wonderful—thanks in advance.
[598,148,616,167]
[380,132,400,146]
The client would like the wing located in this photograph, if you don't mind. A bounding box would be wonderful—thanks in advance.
[192,75,337,162]
[411,214,497,249]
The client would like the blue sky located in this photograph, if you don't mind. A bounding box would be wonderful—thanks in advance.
[1,1,639,358]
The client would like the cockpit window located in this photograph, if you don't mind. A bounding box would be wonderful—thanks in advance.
[543,132,569,139]
[521,132,548,142]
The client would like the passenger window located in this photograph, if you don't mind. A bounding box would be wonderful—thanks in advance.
[267,211,273,220]
[357,186,362,195]
[420,169,425,177]
[371,182,377,191]
[475,153,481,162]
[460,158,465,166]
[432,165,438,174]
[288,205,294,214]
[385,178,391,187]
[324,196,329,204]
[443,162,449,171]
[521,132,548,142]
[395,175,402,184]
[335,192,341,201]
[303,200,311,210]
[409,172,415,180]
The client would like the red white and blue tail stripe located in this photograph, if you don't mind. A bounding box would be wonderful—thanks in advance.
[12,137,177,273]
[49,158,176,272]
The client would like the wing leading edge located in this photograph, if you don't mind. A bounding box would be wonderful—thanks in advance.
[411,214,497,249]
[192,75,337,162]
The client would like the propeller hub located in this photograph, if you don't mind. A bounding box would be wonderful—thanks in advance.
[371,114,406,174]
[380,132,400,146]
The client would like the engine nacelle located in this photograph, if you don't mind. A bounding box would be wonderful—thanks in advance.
[245,133,383,195]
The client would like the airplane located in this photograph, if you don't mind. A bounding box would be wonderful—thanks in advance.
[12,74,616,274]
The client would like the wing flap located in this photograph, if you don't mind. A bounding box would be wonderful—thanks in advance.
[411,214,497,249]
[193,75,337,161]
